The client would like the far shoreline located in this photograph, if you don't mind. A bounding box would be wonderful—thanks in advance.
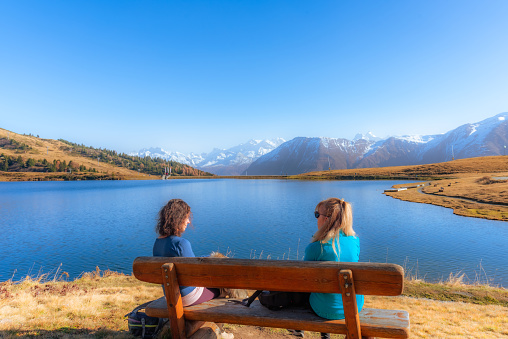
[2,156,507,221]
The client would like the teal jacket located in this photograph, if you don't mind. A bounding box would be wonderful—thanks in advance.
[303,232,364,319]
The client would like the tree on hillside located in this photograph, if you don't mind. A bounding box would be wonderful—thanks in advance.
[26,158,36,168]
[59,160,67,172]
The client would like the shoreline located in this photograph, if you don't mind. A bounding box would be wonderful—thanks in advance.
[384,176,508,221]
[3,156,507,221]
[2,173,506,223]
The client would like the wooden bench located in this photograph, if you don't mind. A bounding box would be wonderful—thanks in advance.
[133,257,410,339]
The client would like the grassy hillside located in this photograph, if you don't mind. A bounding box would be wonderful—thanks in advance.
[0,127,212,181]
[296,156,508,180]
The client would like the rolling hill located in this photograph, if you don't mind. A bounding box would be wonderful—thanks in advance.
[0,128,211,181]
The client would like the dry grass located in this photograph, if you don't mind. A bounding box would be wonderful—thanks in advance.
[420,176,508,205]
[1,268,507,338]
[385,172,508,221]
[0,268,163,338]
[365,295,507,339]
[298,156,508,179]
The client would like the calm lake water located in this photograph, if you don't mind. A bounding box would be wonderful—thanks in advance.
[1,179,506,287]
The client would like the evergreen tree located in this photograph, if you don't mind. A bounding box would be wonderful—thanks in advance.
[26,158,36,167]
[59,160,67,172]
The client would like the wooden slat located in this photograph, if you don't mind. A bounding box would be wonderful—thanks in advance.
[339,269,361,339]
[133,257,404,296]
[145,298,409,339]
[161,263,186,339]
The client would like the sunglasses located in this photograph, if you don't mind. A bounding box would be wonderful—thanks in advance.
[314,211,328,219]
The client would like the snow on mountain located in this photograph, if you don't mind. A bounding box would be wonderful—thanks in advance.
[392,135,435,143]
[131,113,507,176]
[196,138,286,175]
[130,138,286,175]
[417,112,508,163]
[129,147,203,167]
[245,137,376,175]
[353,132,382,142]
[245,112,508,175]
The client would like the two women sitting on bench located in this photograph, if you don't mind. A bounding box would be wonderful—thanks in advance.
[151,197,364,322]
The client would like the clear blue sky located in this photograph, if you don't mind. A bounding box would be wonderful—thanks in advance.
[1,1,507,154]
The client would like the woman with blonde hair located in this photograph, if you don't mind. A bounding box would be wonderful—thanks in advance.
[265,198,364,338]
[304,197,364,320]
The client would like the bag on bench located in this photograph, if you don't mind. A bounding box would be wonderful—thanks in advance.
[251,290,310,311]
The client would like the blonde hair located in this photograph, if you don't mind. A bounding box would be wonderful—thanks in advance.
[312,198,355,257]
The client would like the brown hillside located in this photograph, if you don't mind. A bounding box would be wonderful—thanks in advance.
[298,156,508,179]
[0,128,191,181]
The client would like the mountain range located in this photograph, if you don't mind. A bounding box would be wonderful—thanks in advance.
[131,112,508,175]
[131,138,286,175]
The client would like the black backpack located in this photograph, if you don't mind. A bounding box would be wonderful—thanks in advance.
[125,302,166,339]
[241,290,310,311]
[258,291,310,310]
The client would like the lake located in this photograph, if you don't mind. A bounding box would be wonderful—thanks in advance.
[0,179,506,287]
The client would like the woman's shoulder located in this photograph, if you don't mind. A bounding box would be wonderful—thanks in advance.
[168,235,189,243]
[155,235,190,244]
[305,241,322,251]
[339,231,359,241]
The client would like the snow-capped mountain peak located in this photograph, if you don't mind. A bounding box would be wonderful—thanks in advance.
[130,138,286,175]
[131,112,507,176]
[353,132,381,142]
[244,112,508,175]
[392,135,435,143]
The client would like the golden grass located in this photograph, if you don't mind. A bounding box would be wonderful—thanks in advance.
[385,172,508,221]
[1,268,506,338]
[298,156,508,179]
[0,269,163,338]
[366,295,507,339]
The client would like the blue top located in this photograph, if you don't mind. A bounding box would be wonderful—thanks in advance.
[153,235,196,297]
[303,232,364,319]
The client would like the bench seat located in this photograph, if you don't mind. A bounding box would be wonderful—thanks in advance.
[146,297,409,338]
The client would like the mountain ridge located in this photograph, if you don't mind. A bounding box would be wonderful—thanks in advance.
[129,112,507,176]
[245,112,508,175]
[130,138,286,175]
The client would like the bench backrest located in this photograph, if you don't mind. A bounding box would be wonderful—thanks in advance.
[133,257,404,296]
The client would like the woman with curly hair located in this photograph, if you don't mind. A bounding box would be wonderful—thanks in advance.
[152,199,220,306]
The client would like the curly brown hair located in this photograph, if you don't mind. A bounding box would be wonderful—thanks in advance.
[156,199,191,237]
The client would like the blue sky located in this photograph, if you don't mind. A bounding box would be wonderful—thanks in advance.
[1,1,507,154]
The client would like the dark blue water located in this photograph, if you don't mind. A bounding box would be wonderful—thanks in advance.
[0,180,506,286]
